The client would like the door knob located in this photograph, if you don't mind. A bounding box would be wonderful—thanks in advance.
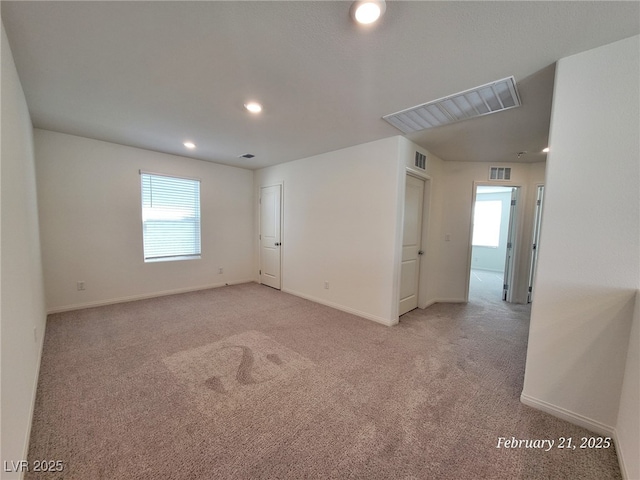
[275,242,281,246]
[418,250,424,255]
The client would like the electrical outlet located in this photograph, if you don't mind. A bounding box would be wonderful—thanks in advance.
[77,281,85,291]
[324,281,329,289]
[218,267,224,274]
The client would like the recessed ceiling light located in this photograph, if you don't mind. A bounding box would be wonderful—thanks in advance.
[183,141,196,149]
[244,102,263,114]
[542,147,550,153]
[351,0,386,25]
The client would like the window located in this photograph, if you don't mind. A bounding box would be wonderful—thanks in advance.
[472,200,502,247]
[141,172,201,262]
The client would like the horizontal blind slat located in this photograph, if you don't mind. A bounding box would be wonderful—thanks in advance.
[141,173,201,260]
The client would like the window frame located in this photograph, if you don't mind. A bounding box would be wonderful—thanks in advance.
[140,171,202,263]
[472,199,502,248]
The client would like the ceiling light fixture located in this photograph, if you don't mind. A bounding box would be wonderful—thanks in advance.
[542,147,550,153]
[351,0,386,25]
[183,141,196,149]
[244,102,263,114]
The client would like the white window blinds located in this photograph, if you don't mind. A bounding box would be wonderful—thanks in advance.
[141,172,201,262]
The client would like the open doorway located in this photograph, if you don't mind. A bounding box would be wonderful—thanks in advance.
[468,185,519,303]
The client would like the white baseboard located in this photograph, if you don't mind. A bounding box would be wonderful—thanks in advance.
[46,280,255,314]
[281,288,396,327]
[611,428,634,480]
[521,395,631,479]
[520,393,615,437]
[21,315,47,480]
[471,267,503,273]
[421,298,467,309]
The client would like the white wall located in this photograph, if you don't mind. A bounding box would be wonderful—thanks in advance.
[255,137,404,326]
[1,22,48,479]
[259,134,545,324]
[35,130,254,312]
[435,161,545,304]
[522,35,639,478]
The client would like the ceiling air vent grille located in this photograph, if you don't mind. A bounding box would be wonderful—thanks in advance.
[414,151,426,170]
[383,76,521,134]
[489,166,511,180]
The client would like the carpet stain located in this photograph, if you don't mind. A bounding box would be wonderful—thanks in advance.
[203,346,284,392]
[204,375,226,393]
[232,345,258,385]
[267,353,283,365]
[163,330,315,415]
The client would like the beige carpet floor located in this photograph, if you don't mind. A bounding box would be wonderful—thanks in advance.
[27,282,621,479]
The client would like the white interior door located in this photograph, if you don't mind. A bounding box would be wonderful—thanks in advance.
[260,184,281,290]
[502,187,519,301]
[527,185,544,303]
[399,175,424,316]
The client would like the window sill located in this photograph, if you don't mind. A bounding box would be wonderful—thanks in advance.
[144,255,201,263]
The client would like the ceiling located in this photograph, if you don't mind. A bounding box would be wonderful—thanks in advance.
[2,1,638,170]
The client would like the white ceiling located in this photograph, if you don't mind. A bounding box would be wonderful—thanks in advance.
[2,1,638,170]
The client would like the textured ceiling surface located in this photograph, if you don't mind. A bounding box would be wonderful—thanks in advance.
[2,1,639,169]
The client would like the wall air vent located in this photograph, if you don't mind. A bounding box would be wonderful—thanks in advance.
[383,76,521,134]
[414,151,426,170]
[489,166,511,180]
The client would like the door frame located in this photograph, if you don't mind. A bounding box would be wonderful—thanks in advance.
[527,184,545,303]
[399,174,425,316]
[258,182,284,289]
[465,181,523,303]
[502,187,520,301]
[395,168,432,320]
